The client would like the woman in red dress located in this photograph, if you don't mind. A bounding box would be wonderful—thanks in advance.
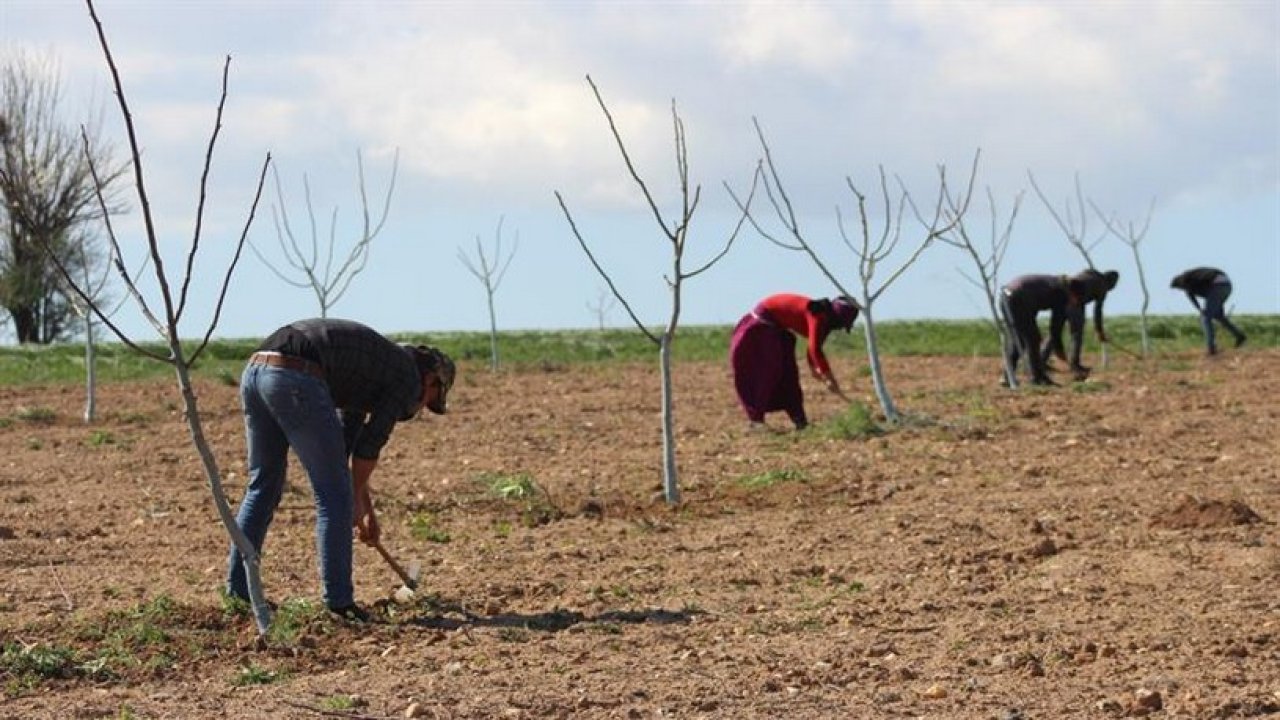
[729,293,859,430]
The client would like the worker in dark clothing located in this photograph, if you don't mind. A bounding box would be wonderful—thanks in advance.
[226,319,455,622]
[1000,269,1120,385]
[1171,267,1246,354]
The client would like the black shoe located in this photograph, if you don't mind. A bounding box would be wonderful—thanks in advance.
[329,604,372,623]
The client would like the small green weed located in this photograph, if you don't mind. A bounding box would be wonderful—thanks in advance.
[478,472,562,527]
[215,369,238,387]
[1070,380,1111,393]
[15,406,56,425]
[819,402,882,440]
[409,513,451,543]
[88,430,116,446]
[736,468,809,490]
[320,695,357,711]
[231,663,280,686]
[268,598,325,645]
[483,472,537,500]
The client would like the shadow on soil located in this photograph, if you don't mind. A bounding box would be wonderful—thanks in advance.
[398,599,696,632]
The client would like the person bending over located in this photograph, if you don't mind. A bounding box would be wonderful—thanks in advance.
[226,318,455,621]
[729,293,859,430]
[1000,269,1119,385]
[1170,267,1246,355]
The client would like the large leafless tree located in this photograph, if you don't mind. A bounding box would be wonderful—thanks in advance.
[556,75,757,504]
[0,50,125,343]
[458,215,517,371]
[53,1,275,634]
[734,119,977,423]
[249,148,398,318]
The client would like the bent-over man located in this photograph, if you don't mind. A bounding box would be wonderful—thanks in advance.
[226,318,455,621]
[1170,267,1246,355]
[1000,269,1119,386]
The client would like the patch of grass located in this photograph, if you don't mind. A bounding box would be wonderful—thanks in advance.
[15,406,55,425]
[409,512,451,543]
[88,430,116,446]
[321,695,357,711]
[231,663,281,686]
[1,642,78,685]
[735,468,809,490]
[483,472,537,500]
[214,369,238,387]
[478,471,562,527]
[818,402,883,440]
[267,598,326,646]
[1070,380,1111,393]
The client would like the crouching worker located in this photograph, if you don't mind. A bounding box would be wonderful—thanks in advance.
[1000,269,1119,386]
[1170,267,1246,355]
[729,293,859,431]
[226,318,455,622]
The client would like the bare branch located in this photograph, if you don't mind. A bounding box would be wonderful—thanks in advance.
[175,56,230,322]
[555,190,659,345]
[190,152,272,364]
[584,74,671,240]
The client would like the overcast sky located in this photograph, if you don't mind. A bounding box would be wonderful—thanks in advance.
[3,0,1277,341]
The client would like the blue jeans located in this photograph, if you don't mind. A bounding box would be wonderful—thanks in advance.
[1201,282,1244,353]
[227,363,355,609]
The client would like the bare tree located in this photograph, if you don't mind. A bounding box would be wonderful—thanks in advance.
[733,118,977,423]
[555,75,757,504]
[53,1,274,633]
[1092,197,1156,356]
[458,215,517,371]
[0,50,125,343]
[586,286,617,330]
[913,185,1023,388]
[1028,171,1114,367]
[249,148,398,317]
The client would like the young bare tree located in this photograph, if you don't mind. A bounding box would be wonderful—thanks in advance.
[912,185,1023,387]
[1092,197,1156,356]
[733,118,977,423]
[586,286,617,330]
[458,215,517,371]
[54,2,275,633]
[1028,170,1113,368]
[556,75,757,504]
[58,227,114,422]
[0,50,125,343]
[249,148,398,317]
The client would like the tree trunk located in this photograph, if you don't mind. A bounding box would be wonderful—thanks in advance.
[860,304,900,423]
[171,350,272,633]
[487,291,499,371]
[659,332,679,504]
[83,317,96,423]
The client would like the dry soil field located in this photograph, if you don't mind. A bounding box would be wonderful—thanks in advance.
[1,350,1277,719]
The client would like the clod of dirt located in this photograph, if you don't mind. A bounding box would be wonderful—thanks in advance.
[1151,494,1265,529]
[0,526,16,540]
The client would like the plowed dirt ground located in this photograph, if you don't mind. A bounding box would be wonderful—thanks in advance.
[2,350,1277,719]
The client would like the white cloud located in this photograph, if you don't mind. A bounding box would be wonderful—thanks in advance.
[715,1,860,73]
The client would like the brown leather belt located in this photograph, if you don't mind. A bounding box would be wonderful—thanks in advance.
[247,351,325,380]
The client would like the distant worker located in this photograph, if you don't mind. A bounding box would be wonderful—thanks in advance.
[226,318,455,622]
[999,269,1120,386]
[1170,267,1246,355]
[729,293,860,430]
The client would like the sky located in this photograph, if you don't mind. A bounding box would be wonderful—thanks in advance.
[3,0,1277,342]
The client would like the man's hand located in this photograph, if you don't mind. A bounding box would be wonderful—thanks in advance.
[354,486,380,547]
